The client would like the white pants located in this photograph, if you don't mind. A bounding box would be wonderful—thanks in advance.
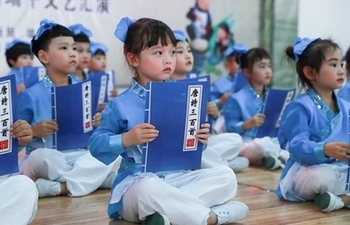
[119,166,237,225]
[20,148,117,196]
[293,164,349,200]
[212,115,226,134]
[201,133,243,168]
[0,175,38,225]
[240,136,285,164]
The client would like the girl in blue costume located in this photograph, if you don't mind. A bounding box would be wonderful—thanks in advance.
[89,18,249,225]
[18,19,115,198]
[277,37,350,212]
[223,48,287,170]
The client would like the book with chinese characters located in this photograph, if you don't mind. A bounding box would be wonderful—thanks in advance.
[254,88,296,138]
[233,71,248,93]
[21,66,46,89]
[89,70,114,101]
[0,74,18,176]
[179,75,213,132]
[142,79,210,172]
[51,73,108,150]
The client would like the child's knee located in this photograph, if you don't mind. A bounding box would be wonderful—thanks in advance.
[294,167,335,198]
[210,166,237,189]
[132,176,166,200]
[27,148,49,167]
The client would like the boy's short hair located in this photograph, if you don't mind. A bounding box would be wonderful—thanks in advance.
[73,33,91,43]
[240,48,271,70]
[31,24,74,59]
[5,42,32,67]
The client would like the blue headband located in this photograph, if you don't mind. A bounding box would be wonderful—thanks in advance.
[114,17,135,42]
[5,39,30,51]
[173,30,187,42]
[68,24,92,37]
[224,43,248,58]
[33,19,58,40]
[90,42,108,55]
[293,37,321,62]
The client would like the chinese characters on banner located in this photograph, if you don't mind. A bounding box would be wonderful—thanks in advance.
[0,0,109,13]
[0,0,109,54]
[82,80,92,133]
[184,85,202,151]
[0,80,12,154]
[275,90,295,127]
[97,74,107,105]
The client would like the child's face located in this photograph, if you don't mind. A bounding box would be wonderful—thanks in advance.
[41,36,78,75]
[315,48,345,90]
[130,39,176,84]
[174,41,194,75]
[249,58,272,85]
[12,54,33,68]
[76,42,91,70]
[225,55,239,75]
[197,0,210,10]
[89,54,107,71]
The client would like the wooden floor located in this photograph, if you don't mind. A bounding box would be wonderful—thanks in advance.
[30,167,350,225]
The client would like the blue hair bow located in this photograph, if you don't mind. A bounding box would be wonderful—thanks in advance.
[90,42,108,55]
[173,30,187,42]
[68,24,92,37]
[293,37,321,62]
[114,17,135,42]
[33,19,57,40]
[224,43,248,58]
[5,39,30,51]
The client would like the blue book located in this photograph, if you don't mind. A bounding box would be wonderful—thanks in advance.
[51,73,107,150]
[142,79,210,172]
[0,74,18,176]
[186,72,199,79]
[89,70,112,102]
[233,71,248,93]
[254,88,296,138]
[21,66,46,89]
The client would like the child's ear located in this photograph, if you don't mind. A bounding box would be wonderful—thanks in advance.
[242,68,251,78]
[126,52,139,68]
[38,50,49,65]
[8,59,16,67]
[302,66,316,82]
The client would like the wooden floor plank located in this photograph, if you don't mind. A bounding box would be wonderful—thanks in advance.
[30,167,349,225]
